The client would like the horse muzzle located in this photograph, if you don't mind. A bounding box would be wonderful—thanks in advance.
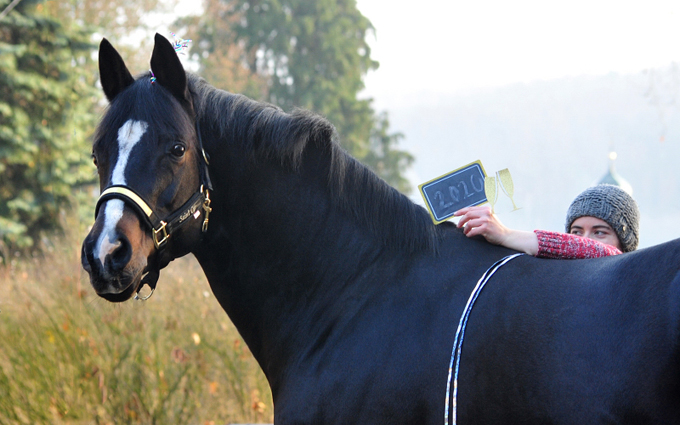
[81,210,153,302]
[82,163,211,302]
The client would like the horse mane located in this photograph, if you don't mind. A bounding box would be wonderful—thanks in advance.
[188,74,443,254]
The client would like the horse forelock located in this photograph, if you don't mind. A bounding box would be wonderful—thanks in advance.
[188,74,441,255]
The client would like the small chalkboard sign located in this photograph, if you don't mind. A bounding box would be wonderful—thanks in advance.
[419,160,488,224]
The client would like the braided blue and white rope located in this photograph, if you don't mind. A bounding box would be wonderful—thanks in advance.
[444,253,524,425]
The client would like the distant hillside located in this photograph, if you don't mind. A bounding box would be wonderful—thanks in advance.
[380,68,680,248]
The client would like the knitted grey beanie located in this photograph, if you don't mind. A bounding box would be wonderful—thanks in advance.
[565,184,640,252]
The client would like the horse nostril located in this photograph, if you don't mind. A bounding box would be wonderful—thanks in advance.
[93,231,132,276]
[107,235,131,273]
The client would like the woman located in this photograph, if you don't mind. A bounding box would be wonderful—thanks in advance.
[454,184,640,259]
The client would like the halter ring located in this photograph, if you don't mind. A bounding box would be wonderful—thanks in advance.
[134,282,155,301]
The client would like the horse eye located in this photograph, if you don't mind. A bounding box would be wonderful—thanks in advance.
[92,154,98,167]
[171,143,186,157]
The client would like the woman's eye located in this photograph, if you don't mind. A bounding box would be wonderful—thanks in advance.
[171,144,186,157]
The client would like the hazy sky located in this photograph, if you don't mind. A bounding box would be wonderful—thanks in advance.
[356,0,680,107]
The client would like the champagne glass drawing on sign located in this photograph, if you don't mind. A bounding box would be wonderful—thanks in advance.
[497,168,521,211]
[484,175,498,214]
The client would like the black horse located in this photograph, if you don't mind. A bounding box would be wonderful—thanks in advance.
[81,34,680,424]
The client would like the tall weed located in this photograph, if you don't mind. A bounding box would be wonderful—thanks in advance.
[0,224,272,424]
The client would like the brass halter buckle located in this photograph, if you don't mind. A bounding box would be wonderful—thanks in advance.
[152,221,169,248]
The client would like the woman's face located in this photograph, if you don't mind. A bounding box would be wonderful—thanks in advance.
[569,216,622,250]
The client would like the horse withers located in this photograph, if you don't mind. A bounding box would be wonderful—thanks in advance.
[81,34,680,424]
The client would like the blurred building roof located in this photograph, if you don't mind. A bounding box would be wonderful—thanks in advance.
[598,151,633,195]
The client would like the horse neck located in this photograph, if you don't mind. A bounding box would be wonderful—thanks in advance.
[193,138,408,378]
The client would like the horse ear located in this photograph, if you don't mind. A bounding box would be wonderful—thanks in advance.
[150,33,191,107]
[98,38,135,102]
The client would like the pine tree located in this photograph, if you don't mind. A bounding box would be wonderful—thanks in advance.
[0,0,98,256]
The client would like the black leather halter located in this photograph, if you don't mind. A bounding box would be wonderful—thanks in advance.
[94,120,213,250]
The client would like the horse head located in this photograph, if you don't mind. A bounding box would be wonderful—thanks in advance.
[81,34,211,302]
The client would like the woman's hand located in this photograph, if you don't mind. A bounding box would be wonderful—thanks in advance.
[453,205,538,255]
[454,205,510,245]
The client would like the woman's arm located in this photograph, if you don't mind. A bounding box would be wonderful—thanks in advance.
[454,206,622,259]
[534,230,622,258]
[454,205,539,255]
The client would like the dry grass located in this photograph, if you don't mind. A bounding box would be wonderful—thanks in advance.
[0,222,273,424]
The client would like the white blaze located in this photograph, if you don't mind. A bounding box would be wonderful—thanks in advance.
[95,120,148,269]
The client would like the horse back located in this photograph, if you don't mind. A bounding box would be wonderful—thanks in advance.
[458,239,680,424]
